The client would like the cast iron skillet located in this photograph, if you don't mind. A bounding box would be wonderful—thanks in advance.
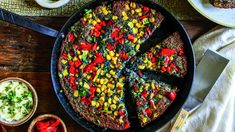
[0,0,195,131]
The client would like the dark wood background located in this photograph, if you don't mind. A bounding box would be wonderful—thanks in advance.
[0,17,216,132]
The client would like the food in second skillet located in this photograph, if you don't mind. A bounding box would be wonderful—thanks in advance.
[58,0,165,130]
[129,32,187,78]
[126,69,178,127]
[210,0,235,8]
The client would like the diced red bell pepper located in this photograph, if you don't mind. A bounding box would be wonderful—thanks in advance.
[168,91,177,101]
[138,71,143,77]
[94,52,105,64]
[36,121,50,130]
[149,100,155,108]
[154,89,159,94]
[139,13,150,20]
[61,53,67,60]
[167,67,171,74]
[89,86,97,94]
[118,38,125,44]
[151,57,156,63]
[100,21,106,26]
[68,32,75,43]
[145,108,152,117]
[161,66,166,72]
[107,43,115,50]
[89,29,94,36]
[164,56,170,63]
[127,34,135,42]
[120,52,129,60]
[95,24,102,31]
[179,48,184,56]
[80,42,93,50]
[94,31,101,37]
[118,109,125,117]
[146,27,152,35]
[69,61,74,66]
[92,43,97,51]
[147,52,153,58]
[161,48,176,56]
[69,66,76,74]
[143,6,150,12]
[84,63,96,73]
[75,59,82,67]
[141,90,147,99]
[124,122,130,129]
[107,20,113,26]
[69,51,74,57]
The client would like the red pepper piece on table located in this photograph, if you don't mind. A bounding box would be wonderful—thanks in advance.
[161,48,176,56]
[145,108,152,117]
[50,119,61,127]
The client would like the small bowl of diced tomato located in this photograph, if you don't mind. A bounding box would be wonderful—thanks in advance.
[28,114,67,132]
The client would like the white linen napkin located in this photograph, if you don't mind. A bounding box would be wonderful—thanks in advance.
[159,26,235,132]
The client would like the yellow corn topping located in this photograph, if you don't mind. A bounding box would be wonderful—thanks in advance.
[128,22,134,28]
[74,90,79,97]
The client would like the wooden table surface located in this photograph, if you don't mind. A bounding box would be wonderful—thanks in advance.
[0,17,217,132]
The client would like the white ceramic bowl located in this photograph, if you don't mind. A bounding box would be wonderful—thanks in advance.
[35,0,70,9]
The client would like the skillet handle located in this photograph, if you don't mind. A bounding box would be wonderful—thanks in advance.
[0,8,59,38]
[169,108,190,132]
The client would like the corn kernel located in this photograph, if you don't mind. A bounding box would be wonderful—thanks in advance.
[139,31,144,37]
[96,102,100,108]
[136,44,140,50]
[110,70,115,75]
[114,95,119,101]
[136,23,141,28]
[62,69,68,76]
[133,28,138,34]
[135,8,142,13]
[107,111,112,115]
[149,17,155,23]
[170,56,174,61]
[96,88,101,93]
[87,14,92,18]
[119,118,124,123]
[84,82,89,89]
[128,22,134,28]
[74,90,79,97]
[151,82,155,89]
[108,98,112,104]
[113,100,117,104]
[154,113,159,118]
[138,65,145,70]
[112,15,118,21]
[106,73,111,78]
[125,4,130,10]
[79,81,83,85]
[112,57,117,64]
[150,93,155,99]
[114,111,118,116]
[103,79,109,84]
[133,38,138,43]
[91,101,96,106]
[110,104,117,110]
[107,83,114,89]
[104,102,108,107]
[117,82,124,88]
[73,57,78,61]
[103,10,108,15]
[108,90,113,97]
[110,64,115,69]
[143,117,148,124]
[109,51,115,57]
[106,54,111,60]
[131,9,135,14]
[118,104,124,108]
[123,16,129,21]
[101,85,106,91]
[132,19,138,24]
[99,97,105,104]
[122,11,127,17]
[130,2,136,8]
[138,12,142,16]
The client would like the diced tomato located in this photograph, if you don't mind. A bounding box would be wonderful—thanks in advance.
[164,56,170,63]
[94,52,105,64]
[92,43,97,51]
[167,67,171,74]
[69,61,74,66]
[151,57,156,63]
[127,34,135,42]
[145,108,152,117]
[161,66,166,72]
[161,48,176,56]
[69,51,74,57]
[84,63,96,73]
[118,38,125,44]
[80,42,93,50]
[89,29,94,36]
